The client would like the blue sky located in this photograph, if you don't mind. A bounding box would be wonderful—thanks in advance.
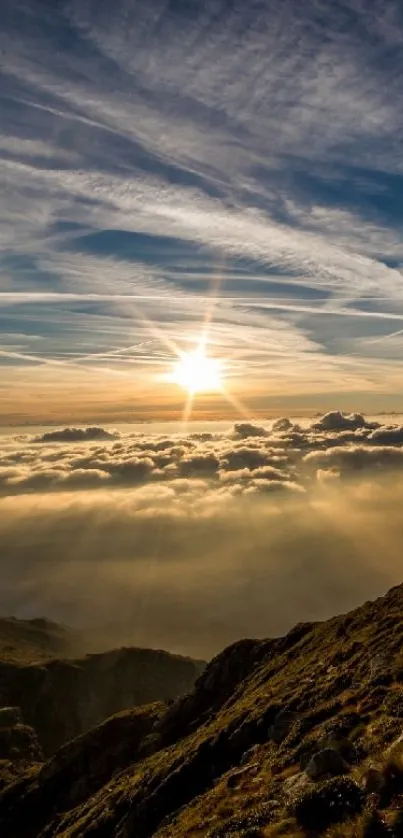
[2,0,403,423]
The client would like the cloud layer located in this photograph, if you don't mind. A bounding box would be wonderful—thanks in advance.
[2,413,403,657]
[2,410,402,496]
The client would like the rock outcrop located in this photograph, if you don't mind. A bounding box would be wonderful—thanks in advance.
[305,746,350,780]
[0,706,43,793]
[0,717,43,766]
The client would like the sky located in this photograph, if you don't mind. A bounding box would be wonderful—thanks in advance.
[2,0,403,424]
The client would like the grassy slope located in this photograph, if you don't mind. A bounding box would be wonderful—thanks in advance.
[3,585,403,836]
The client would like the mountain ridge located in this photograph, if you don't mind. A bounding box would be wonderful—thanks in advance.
[0,622,205,756]
[2,585,403,835]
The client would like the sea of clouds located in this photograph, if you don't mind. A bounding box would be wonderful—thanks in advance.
[2,411,403,658]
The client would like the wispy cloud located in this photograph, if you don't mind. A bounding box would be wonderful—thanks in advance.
[2,0,403,419]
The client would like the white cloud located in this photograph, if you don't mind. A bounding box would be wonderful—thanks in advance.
[0,412,403,498]
[2,412,403,656]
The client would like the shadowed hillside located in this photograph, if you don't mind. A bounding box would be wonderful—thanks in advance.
[0,619,205,756]
[3,585,403,836]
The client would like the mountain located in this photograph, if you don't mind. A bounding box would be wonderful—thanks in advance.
[0,617,205,756]
[0,617,80,665]
[3,586,403,836]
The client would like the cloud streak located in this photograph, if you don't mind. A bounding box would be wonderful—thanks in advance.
[2,1,403,419]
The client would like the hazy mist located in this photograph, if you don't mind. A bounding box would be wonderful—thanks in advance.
[1,414,402,658]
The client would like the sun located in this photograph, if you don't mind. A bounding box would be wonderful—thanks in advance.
[173,348,222,393]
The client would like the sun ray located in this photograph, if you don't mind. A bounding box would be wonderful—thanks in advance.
[168,258,257,424]
[218,384,252,420]
[181,389,195,430]
[199,258,225,353]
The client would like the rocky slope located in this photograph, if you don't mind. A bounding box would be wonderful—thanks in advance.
[4,585,403,836]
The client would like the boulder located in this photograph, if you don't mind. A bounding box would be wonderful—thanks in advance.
[268,710,297,744]
[305,746,349,780]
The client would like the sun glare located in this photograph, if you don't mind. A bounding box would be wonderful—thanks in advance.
[173,348,222,393]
